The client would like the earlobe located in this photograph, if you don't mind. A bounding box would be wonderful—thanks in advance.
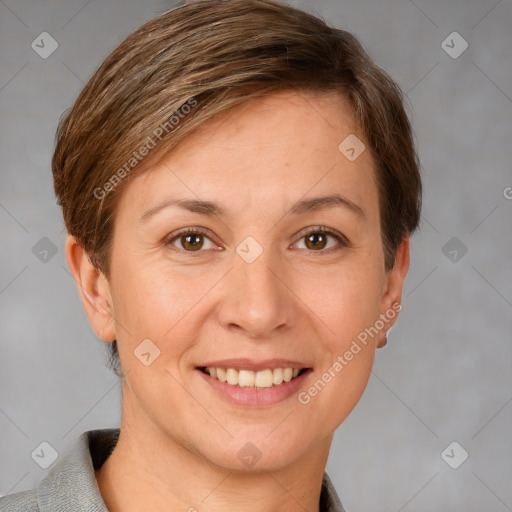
[377,333,387,348]
[65,235,116,342]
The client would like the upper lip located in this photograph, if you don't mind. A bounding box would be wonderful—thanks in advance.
[197,358,311,372]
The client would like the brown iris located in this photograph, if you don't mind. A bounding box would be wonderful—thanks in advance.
[305,232,328,250]
[181,234,204,251]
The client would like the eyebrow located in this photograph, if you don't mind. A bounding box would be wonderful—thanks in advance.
[139,193,366,222]
[289,194,366,219]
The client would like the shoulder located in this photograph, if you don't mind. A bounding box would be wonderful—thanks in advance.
[0,489,39,511]
[0,429,119,512]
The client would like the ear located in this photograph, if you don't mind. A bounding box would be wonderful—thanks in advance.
[65,235,116,342]
[377,236,410,348]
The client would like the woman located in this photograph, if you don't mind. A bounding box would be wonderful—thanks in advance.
[0,0,421,510]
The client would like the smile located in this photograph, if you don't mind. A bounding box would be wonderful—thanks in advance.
[198,367,306,388]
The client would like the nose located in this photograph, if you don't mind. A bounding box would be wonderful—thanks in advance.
[215,245,297,339]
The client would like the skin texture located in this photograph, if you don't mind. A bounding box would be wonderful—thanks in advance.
[66,90,410,512]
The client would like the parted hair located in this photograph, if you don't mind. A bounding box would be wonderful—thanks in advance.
[52,0,422,379]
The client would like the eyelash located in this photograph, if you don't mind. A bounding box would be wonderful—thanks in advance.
[164,225,351,256]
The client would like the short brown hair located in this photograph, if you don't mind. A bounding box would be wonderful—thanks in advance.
[52,0,422,378]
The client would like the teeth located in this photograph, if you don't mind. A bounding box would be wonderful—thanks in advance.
[255,369,273,388]
[238,370,254,388]
[216,367,227,383]
[272,368,283,385]
[226,368,238,385]
[203,367,303,388]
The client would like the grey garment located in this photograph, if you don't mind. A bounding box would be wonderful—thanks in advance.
[0,428,346,512]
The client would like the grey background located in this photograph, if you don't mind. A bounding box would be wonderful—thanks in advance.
[1,0,511,510]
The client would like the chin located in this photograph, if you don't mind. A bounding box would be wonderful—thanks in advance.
[194,428,315,473]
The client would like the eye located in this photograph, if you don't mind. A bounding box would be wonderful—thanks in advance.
[292,226,349,253]
[164,225,350,255]
[165,228,218,253]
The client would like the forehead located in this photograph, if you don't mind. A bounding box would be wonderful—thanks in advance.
[173,89,362,155]
[117,89,378,222]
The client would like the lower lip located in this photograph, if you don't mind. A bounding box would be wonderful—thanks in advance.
[196,368,311,406]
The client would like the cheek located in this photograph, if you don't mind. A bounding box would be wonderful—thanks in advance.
[112,248,384,351]
[290,262,382,425]
[294,264,382,413]
[298,261,384,344]
[110,260,222,359]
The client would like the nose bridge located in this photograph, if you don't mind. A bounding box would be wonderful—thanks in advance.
[239,242,279,298]
[218,236,293,336]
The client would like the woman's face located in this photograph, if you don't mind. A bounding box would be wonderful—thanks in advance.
[80,90,409,471]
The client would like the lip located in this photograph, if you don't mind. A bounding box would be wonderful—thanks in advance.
[196,367,312,406]
[197,358,310,372]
